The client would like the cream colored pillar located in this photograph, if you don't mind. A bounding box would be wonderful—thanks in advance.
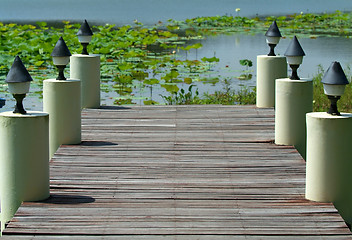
[334,150,352,225]
[0,112,49,227]
[256,55,287,108]
[306,112,352,204]
[275,78,313,159]
[70,54,100,108]
[43,79,81,158]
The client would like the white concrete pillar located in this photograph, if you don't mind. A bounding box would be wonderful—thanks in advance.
[256,55,287,108]
[43,79,81,158]
[0,112,49,227]
[275,78,313,159]
[70,54,100,108]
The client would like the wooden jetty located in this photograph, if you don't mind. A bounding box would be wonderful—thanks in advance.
[2,105,351,239]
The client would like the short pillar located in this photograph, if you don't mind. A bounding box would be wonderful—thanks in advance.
[43,79,81,158]
[0,112,49,226]
[275,78,313,159]
[70,54,100,108]
[256,55,287,108]
[306,112,352,204]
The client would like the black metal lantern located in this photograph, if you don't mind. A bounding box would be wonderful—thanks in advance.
[265,20,282,56]
[284,36,305,80]
[51,37,72,80]
[77,20,93,55]
[321,61,349,115]
[5,56,33,114]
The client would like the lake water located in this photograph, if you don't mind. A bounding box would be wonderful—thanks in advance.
[1,0,352,25]
[0,0,352,111]
[117,34,352,105]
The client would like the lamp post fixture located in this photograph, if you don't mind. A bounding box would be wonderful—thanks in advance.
[5,56,33,114]
[265,20,282,56]
[321,61,349,116]
[284,36,305,80]
[51,37,72,80]
[77,20,93,55]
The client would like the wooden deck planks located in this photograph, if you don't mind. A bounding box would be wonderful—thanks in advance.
[2,105,351,239]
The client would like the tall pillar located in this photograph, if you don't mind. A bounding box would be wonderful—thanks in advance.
[70,54,100,108]
[256,55,287,108]
[275,78,313,158]
[0,112,49,226]
[43,79,81,158]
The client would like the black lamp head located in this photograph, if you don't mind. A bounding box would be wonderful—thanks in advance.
[265,20,282,56]
[77,20,93,55]
[321,61,349,86]
[5,56,33,84]
[51,36,72,58]
[77,20,93,37]
[265,20,282,38]
[321,61,349,115]
[51,37,71,80]
[5,56,33,114]
[284,36,305,58]
[284,36,306,80]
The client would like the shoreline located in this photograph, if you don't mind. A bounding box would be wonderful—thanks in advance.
[1,9,351,28]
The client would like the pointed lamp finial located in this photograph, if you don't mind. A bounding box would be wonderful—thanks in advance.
[284,36,306,80]
[321,61,349,115]
[265,20,282,56]
[51,36,71,80]
[77,20,93,55]
[5,56,33,114]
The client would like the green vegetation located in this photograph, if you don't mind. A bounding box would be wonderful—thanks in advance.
[202,87,256,105]
[0,10,351,108]
[160,80,256,105]
[175,10,352,38]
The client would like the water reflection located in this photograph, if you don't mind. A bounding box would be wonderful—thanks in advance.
[171,34,352,101]
[184,33,352,79]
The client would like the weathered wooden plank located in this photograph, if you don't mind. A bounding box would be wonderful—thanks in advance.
[2,105,351,239]
[3,236,352,240]
[4,227,350,236]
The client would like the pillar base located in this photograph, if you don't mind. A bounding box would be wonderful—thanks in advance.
[275,78,313,159]
[256,55,287,108]
[0,112,49,226]
[70,54,100,109]
[43,79,81,158]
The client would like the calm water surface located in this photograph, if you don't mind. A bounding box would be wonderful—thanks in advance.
[1,0,352,25]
